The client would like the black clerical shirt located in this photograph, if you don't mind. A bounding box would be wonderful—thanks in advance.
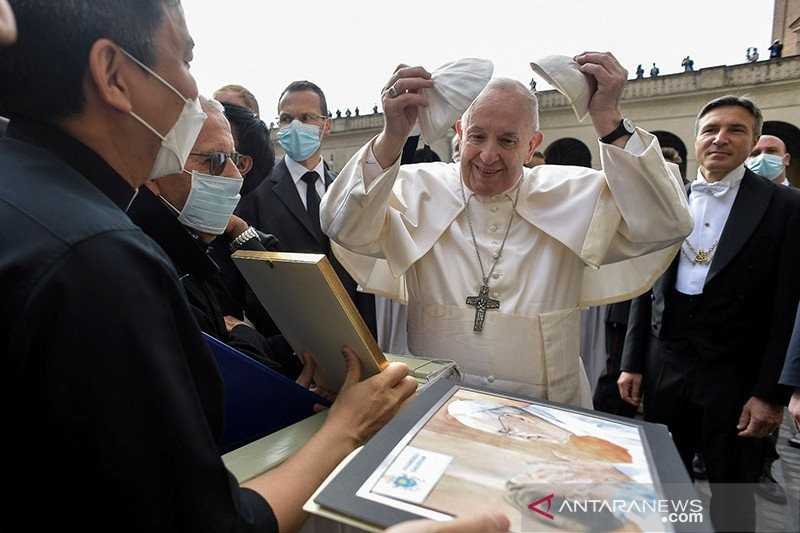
[126,186,300,380]
[0,119,277,532]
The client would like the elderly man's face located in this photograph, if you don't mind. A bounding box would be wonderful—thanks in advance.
[154,103,241,212]
[695,106,757,180]
[457,89,541,196]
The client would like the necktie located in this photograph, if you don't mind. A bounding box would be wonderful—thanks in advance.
[690,180,729,198]
[301,171,321,230]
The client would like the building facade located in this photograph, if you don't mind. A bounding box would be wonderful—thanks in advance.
[773,0,800,57]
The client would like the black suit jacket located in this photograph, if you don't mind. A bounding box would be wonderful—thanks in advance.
[235,157,377,335]
[622,169,800,413]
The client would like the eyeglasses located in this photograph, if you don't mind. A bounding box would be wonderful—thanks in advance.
[189,151,247,175]
[276,112,328,127]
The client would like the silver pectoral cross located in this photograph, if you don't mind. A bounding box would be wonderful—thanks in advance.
[466,284,501,332]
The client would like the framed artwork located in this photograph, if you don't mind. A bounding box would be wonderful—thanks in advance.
[315,378,705,532]
[233,250,387,391]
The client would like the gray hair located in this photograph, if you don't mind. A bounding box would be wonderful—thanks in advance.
[462,78,540,132]
[695,95,763,139]
[202,97,225,115]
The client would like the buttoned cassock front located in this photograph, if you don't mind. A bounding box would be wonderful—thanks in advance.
[321,129,692,407]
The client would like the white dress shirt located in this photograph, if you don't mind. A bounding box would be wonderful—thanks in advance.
[675,165,745,295]
[320,130,692,406]
[285,155,326,209]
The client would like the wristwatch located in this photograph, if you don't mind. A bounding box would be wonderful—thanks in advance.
[230,226,260,252]
[599,118,635,145]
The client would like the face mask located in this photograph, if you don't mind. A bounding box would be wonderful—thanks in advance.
[121,48,207,180]
[277,120,321,161]
[746,153,786,180]
[166,170,243,235]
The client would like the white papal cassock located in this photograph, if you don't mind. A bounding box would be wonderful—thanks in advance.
[320,129,692,407]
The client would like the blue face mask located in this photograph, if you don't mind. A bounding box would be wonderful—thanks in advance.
[172,170,243,235]
[277,120,321,162]
[746,153,786,180]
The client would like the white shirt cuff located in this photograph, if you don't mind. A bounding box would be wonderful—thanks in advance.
[620,131,646,156]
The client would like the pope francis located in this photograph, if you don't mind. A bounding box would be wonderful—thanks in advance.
[320,53,692,407]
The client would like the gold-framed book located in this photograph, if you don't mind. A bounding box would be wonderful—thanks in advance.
[232,250,388,391]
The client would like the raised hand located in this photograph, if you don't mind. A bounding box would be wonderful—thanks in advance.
[574,51,628,140]
[374,65,433,168]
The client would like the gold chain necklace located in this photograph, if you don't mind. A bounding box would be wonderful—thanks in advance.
[681,239,719,265]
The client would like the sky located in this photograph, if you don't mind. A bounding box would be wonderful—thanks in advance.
[181,0,776,122]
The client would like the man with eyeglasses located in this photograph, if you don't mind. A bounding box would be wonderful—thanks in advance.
[237,80,377,338]
[0,2,422,531]
[128,97,308,381]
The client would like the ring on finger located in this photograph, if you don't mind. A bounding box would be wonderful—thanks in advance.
[386,84,400,98]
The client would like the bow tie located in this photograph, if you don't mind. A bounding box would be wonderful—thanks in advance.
[691,180,730,198]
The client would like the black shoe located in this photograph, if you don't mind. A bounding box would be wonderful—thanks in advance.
[692,453,707,480]
[754,470,788,505]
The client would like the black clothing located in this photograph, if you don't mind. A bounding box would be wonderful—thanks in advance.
[621,169,800,532]
[0,119,277,532]
[769,41,783,59]
[236,157,377,338]
[592,301,638,417]
[127,186,300,378]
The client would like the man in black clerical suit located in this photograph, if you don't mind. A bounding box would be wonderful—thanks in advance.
[618,96,800,532]
[0,3,417,532]
[236,81,377,337]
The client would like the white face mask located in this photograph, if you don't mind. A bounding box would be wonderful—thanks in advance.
[174,170,243,235]
[121,48,207,180]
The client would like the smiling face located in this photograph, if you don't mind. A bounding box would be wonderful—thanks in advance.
[695,105,758,182]
[456,85,543,196]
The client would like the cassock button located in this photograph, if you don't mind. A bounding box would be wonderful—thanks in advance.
[492,273,501,279]
[490,206,499,213]
[487,375,496,383]
[489,224,498,232]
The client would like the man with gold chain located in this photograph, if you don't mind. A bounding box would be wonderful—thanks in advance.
[619,95,800,532]
[321,53,692,408]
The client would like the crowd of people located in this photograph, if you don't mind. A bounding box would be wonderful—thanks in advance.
[1,1,800,532]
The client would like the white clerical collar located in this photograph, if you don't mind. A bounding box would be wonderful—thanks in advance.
[693,164,745,190]
[285,155,325,185]
[461,173,523,203]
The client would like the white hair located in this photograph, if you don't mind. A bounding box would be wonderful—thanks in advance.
[200,96,225,115]
[461,77,539,132]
